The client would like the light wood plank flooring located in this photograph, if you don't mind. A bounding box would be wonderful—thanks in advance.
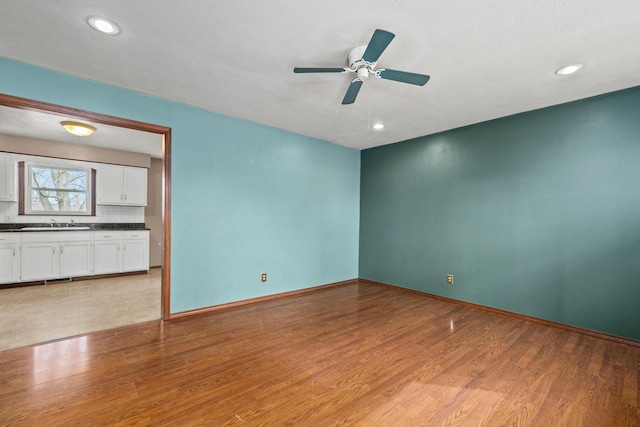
[0,281,638,425]
[0,269,161,351]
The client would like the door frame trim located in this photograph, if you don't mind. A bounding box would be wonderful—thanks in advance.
[0,93,172,319]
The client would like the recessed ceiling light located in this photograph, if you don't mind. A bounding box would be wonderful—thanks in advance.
[88,16,121,35]
[61,121,96,137]
[556,63,584,76]
[372,123,385,131]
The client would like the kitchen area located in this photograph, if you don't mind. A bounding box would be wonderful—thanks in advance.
[0,105,165,351]
[0,152,151,284]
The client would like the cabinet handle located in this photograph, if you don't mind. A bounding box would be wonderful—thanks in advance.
[52,247,56,255]
[124,194,127,201]
[13,248,15,257]
[61,246,64,254]
[117,244,120,251]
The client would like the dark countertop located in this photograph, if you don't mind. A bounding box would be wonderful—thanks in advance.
[0,223,148,232]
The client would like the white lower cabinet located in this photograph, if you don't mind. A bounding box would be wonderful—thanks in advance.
[59,240,93,278]
[20,241,59,281]
[0,229,149,284]
[21,232,93,281]
[94,230,150,275]
[94,232,123,275]
[0,233,20,284]
[122,231,149,272]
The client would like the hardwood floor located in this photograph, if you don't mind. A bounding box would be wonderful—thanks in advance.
[0,281,638,426]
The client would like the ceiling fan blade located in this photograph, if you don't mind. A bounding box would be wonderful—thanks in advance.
[294,67,346,73]
[342,79,363,104]
[377,69,430,86]
[362,29,395,63]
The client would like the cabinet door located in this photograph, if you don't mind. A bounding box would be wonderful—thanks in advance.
[122,239,148,272]
[0,245,20,284]
[60,241,93,278]
[94,239,122,274]
[21,242,59,281]
[0,153,16,201]
[98,165,125,204]
[123,167,147,206]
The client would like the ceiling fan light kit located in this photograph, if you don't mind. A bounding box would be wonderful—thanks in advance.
[294,29,430,105]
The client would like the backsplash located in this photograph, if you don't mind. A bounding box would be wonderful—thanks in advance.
[0,202,144,224]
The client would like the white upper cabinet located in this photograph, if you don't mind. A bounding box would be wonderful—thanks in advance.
[98,165,147,206]
[123,167,147,206]
[0,153,17,201]
[98,165,123,205]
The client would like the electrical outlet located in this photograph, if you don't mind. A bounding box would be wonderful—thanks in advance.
[261,273,267,282]
[447,274,454,285]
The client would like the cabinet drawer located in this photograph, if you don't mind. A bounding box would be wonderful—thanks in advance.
[93,231,123,241]
[21,232,61,243]
[55,232,92,242]
[122,231,148,240]
[21,232,92,243]
[0,233,19,244]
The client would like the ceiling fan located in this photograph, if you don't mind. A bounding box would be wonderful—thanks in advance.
[294,29,430,105]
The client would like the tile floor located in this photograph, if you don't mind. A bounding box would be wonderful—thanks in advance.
[0,269,161,352]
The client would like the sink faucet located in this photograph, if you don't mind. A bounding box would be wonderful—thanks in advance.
[50,219,57,227]
[69,219,75,228]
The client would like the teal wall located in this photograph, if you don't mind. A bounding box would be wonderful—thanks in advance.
[3,57,639,341]
[360,86,640,340]
[0,58,360,313]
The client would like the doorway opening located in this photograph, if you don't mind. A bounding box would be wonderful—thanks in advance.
[0,93,172,320]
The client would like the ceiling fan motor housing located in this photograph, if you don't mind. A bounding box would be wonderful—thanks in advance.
[348,45,374,79]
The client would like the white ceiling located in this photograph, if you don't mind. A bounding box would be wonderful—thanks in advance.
[1,0,640,151]
[0,105,162,158]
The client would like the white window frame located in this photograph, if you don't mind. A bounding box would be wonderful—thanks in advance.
[25,162,93,216]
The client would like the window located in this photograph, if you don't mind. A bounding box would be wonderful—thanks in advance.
[20,162,96,216]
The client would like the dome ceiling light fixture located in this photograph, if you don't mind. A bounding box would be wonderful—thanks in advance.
[87,16,121,35]
[60,121,96,137]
